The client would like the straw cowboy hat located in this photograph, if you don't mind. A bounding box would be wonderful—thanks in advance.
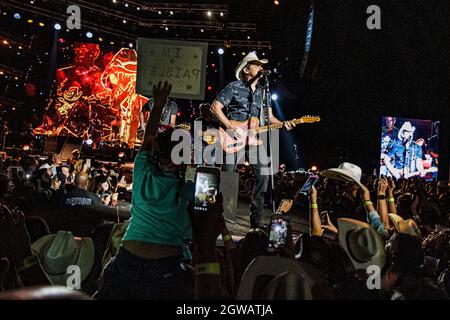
[235,52,268,81]
[337,218,386,270]
[236,256,332,300]
[321,162,364,189]
[398,121,415,140]
[31,231,94,286]
[388,214,422,239]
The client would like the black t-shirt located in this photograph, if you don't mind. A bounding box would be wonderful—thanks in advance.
[64,188,101,206]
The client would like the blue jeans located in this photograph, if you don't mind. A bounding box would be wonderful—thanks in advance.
[95,247,192,300]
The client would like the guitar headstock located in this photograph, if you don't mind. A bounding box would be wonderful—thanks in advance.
[298,115,321,124]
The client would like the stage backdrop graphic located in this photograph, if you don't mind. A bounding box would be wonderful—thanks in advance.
[379,116,439,181]
[36,41,149,147]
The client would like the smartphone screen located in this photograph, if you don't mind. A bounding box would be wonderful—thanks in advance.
[194,167,220,212]
[267,215,289,253]
[299,175,319,195]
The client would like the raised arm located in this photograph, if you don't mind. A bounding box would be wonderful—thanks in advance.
[377,176,390,229]
[309,186,322,236]
[140,81,172,152]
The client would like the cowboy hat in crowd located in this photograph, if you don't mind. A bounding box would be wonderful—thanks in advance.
[31,231,94,286]
[338,218,386,270]
[388,214,422,239]
[321,162,364,189]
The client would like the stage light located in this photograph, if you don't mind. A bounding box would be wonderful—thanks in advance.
[129,42,133,48]
[274,0,280,5]
[86,32,93,38]
[247,36,251,39]
[54,23,61,30]
[273,68,278,73]
[241,52,246,56]
[207,11,212,17]
[112,0,117,3]
[217,48,224,55]
[27,19,33,23]
[137,7,140,11]
[3,40,9,45]
[271,94,278,101]
[14,76,19,80]
[125,3,129,7]
[165,27,168,31]
[170,11,173,15]
[158,11,162,15]
[207,86,212,91]
[38,22,45,27]
[118,151,125,158]
[30,0,34,4]
[220,12,224,17]
[110,41,114,45]
[98,37,103,41]
[311,165,318,171]
[200,29,204,33]
[122,19,127,23]
[14,13,21,19]
[23,145,30,151]
[86,139,93,145]
[211,63,215,68]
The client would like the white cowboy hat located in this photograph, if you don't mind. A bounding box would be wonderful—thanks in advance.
[235,52,268,81]
[321,162,364,189]
[31,231,94,286]
[388,214,421,239]
[398,121,415,140]
[337,218,386,270]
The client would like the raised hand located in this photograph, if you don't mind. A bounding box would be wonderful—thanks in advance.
[0,205,33,267]
[153,81,172,110]
[378,176,388,195]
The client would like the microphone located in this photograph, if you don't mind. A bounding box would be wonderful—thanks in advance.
[258,70,272,77]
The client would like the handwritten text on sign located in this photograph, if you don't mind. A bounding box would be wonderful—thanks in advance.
[136,38,208,100]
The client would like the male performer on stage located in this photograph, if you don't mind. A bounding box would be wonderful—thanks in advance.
[138,96,178,131]
[210,52,296,228]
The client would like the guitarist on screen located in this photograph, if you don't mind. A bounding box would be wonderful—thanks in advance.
[210,52,297,228]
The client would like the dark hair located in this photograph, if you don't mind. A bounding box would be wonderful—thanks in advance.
[387,233,424,276]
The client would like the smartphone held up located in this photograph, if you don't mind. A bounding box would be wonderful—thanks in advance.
[267,214,290,253]
[299,174,319,195]
[193,166,220,212]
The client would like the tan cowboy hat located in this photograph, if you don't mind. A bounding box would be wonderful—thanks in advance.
[235,51,268,81]
[398,121,415,140]
[31,231,94,286]
[337,218,386,270]
[388,214,421,239]
[321,162,364,189]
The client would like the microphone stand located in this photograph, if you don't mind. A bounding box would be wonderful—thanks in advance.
[261,73,276,216]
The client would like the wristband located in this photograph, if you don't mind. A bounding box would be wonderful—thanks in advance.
[222,234,232,242]
[195,262,220,275]
[364,200,373,207]
[388,197,395,203]
[15,254,40,273]
[309,203,318,209]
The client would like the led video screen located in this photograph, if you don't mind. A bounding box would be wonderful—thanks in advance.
[36,41,149,147]
[380,116,439,181]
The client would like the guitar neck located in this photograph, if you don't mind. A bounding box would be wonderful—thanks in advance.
[256,118,305,133]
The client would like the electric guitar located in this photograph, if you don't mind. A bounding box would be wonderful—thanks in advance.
[204,115,321,154]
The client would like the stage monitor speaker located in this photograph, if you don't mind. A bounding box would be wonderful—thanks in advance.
[43,136,58,155]
[60,138,83,160]
[220,171,239,223]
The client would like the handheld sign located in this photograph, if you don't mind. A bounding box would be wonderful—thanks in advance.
[136,38,208,100]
